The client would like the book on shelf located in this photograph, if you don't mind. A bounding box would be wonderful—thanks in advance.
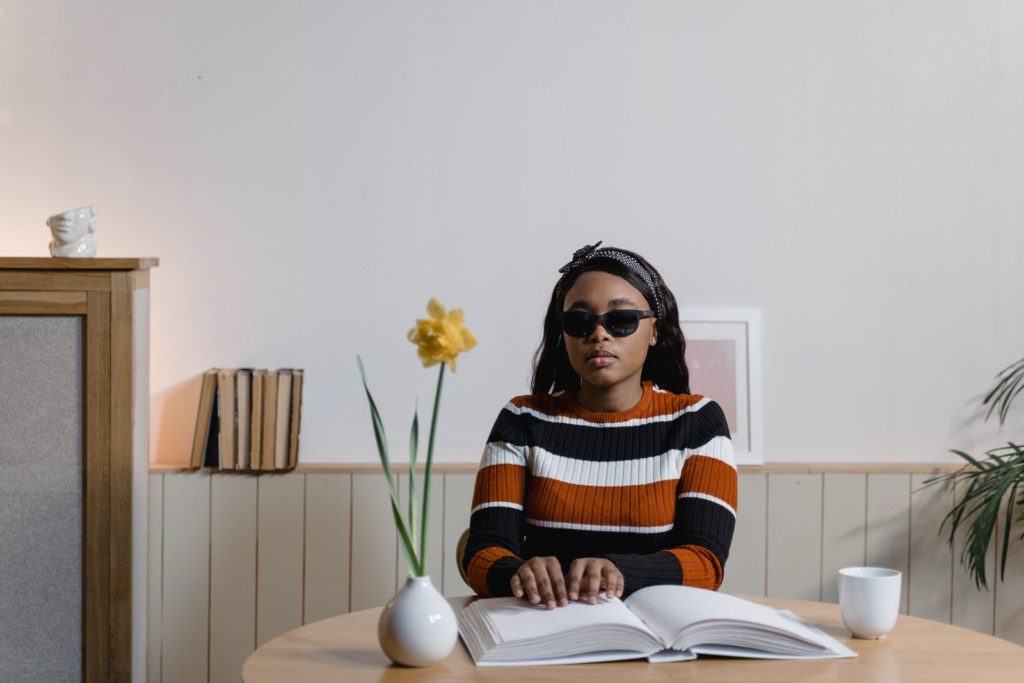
[287,369,303,470]
[189,367,303,472]
[236,369,251,470]
[274,370,292,470]
[456,584,856,667]
[216,369,237,470]
[189,369,218,469]
[249,369,265,470]
[259,370,279,471]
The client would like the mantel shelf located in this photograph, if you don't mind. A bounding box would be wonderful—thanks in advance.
[148,461,967,475]
[0,257,159,270]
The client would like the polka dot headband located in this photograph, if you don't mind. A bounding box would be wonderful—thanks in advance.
[556,241,664,319]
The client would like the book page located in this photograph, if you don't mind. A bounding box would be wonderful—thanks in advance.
[458,596,665,665]
[624,586,844,654]
[475,597,655,642]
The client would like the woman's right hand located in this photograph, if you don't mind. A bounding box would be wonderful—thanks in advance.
[510,556,567,609]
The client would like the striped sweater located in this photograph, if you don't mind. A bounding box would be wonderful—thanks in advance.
[462,381,737,598]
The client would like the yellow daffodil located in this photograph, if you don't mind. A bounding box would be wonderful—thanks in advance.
[358,298,477,578]
[407,298,477,371]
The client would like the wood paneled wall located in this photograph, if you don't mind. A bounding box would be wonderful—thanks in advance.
[146,468,1024,683]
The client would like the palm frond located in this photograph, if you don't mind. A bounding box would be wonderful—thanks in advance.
[984,357,1024,425]
[929,444,1024,589]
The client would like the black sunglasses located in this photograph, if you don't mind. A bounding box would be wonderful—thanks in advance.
[558,309,657,338]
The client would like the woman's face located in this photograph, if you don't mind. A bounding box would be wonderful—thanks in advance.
[560,270,657,396]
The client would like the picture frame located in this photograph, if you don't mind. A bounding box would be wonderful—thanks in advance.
[680,308,763,465]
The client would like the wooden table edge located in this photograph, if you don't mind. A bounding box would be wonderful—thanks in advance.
[242,594,1024,681]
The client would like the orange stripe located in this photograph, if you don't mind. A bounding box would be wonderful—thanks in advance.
[649,390,704,414]
[509,384,706,421]
[509,392,576,418]
[680,455,738,509]
[471,464,525,508]
[466,547,517,597]
[524,477,677,527]
[667,545,724,590]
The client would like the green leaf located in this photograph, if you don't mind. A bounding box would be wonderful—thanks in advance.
[983,357,1024,425]
[419,363,446,570]
[999,482,1019,583]
[941,443,1024,589]
[408,406,419,554]
[1000,380,1024,424]
[951,449,989,472]
[389,493,422,576]
[357,357,391,477]
[357,356,418,573]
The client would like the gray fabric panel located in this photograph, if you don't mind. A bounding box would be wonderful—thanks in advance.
[0,316,83,682]
[132,287,149,681]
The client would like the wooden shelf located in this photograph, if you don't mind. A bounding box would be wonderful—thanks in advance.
[148,461,967,475]
[0,257,159,270]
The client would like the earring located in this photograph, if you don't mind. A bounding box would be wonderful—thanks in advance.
[650,337,657,346]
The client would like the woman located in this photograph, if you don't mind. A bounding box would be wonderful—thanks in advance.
[462,242,737,609]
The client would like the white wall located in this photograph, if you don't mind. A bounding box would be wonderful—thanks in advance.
[2,2,1022,465]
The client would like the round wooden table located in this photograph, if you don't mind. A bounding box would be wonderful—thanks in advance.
[243,596,1024,681]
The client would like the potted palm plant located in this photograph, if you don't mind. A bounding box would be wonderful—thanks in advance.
[925,356,1024,589]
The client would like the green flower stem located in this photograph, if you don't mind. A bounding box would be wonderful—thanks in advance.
[390,496,419,576]
[408,408,419,562]
[419,363,446,573]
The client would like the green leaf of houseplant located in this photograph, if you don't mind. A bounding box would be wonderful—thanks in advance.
[928,443,1024,590]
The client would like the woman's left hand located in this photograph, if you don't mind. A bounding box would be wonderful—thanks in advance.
[566,557,624,603]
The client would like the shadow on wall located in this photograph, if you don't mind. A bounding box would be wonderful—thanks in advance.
[151,375,201,466]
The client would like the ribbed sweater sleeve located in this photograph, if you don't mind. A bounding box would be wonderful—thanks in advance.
[461,406,527,597]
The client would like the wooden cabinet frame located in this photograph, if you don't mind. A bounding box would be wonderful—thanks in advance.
[0,258,157,682]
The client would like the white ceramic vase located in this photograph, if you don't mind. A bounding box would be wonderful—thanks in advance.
[377,575,457,667]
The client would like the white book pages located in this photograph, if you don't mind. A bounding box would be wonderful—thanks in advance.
[457,597,662,665]
[458,587,856,666]
[624,586,854,657]
[691,612,855,659]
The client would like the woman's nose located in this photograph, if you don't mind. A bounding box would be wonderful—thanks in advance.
[586,323,612,341]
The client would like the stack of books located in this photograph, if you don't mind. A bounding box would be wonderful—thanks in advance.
[189,368,304,471]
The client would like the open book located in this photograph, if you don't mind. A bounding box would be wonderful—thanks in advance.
[457,585,856,666]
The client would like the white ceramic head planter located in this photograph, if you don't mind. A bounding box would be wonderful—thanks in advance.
[47,206,98,258]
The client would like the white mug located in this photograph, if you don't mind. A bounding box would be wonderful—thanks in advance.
[838,566,901,639]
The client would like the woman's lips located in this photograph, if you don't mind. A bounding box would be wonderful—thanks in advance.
[586,351,616,367]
